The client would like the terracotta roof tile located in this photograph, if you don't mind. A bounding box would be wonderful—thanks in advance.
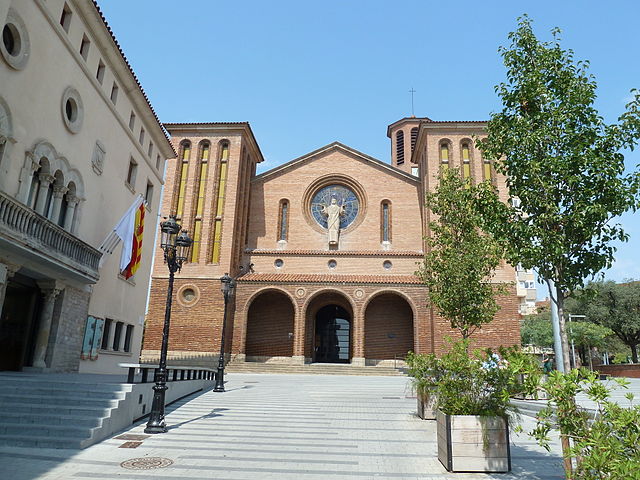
[245,249,424,257]
[237,273,423,285]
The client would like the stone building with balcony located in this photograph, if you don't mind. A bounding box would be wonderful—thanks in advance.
[0,0,173,373]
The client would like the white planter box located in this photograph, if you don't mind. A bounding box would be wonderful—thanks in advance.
[437,410,510,473]
[417,390,436,420]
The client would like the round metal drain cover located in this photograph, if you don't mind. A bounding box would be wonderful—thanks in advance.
[121,457,173,470]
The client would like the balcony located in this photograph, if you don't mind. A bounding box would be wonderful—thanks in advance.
[0,191,101,283]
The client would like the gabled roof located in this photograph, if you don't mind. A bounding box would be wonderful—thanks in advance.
[386,116,487,137]
[254,142,419,183]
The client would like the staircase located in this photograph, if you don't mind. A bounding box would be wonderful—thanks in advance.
[0,373,132,449]
[226,362,405,376]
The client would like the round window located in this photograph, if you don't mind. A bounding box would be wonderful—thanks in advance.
[310,184,359,230]
[1,9,30,70]
[383,260,393,270]
[2,25,18,56]
[274,259,284,268]
[328,259,337,269]
[182,288,196,302]
[61,87,84,133]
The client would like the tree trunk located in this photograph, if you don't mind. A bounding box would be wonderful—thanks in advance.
[547,279,565,373]
[631,343,639,364]
[556,289,572,373]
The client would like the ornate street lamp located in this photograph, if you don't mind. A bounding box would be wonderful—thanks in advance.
[145,215,192,434]
[214,272,235,392]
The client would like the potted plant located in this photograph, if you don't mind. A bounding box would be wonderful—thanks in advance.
[406,351,441,420]
[435,340,539,473]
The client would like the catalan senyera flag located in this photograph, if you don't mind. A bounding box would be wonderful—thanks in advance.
[97,195,146,277]
[122,202,145,279]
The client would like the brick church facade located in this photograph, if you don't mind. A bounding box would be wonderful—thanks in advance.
[141,117,521,367]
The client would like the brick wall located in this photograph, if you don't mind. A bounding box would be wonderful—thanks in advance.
[246,290,294,357]
[364,293,413,360]
[596,364,640,378]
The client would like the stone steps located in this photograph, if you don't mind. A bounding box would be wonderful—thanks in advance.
[0,376,132,449]
[226,362,405,376]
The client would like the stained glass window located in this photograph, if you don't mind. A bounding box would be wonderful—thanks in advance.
[310,185,359,229]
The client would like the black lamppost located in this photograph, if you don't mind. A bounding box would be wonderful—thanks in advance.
[145,215,192,434]
[214,272,235,392]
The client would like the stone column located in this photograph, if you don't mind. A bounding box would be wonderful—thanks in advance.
[32,283,63,369]
[17,152,39,204]
[0,261,20,317]
[63,194,78,231]
[48,185,68,223]
[34,173,54,215]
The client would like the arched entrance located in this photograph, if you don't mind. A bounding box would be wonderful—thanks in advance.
[245,290,295,361]
[364,293,414,365]
[314,305,351,363]
[304,291,354,364]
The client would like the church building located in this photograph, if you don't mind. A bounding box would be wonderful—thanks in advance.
[142,117,523,367]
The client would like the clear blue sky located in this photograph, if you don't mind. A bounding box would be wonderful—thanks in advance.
[100,1,640,287]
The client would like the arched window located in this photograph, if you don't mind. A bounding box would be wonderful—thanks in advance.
[440,142,449,169]
[278,199,289,242]
[483,156,493,182]
[175,141,191,218]
[462,142,471,185]
[396,131,404,165]
[410,127,418,153]
[190,142,210,262]
[211,141,229,263]
[381,201,391,243]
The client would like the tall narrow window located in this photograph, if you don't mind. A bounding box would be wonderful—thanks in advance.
[112,321,124,351]
[138,128,145,145]
[190,143,209,262]
[101,319,112,350]
[60,3,72,32]
[126,159,137,187]
[147,141,154,157]
[278,200,289,241]
[175,142,190,218]
[462,143,471,185]
[128,112,136,130]
[110,83,118,104]
[440,143,449,169]
[123,325,134,353]
[483,157,492,181]
[80,35,90,60]
[96,60,105,84]
[410,127,419,153]
[396,131,405,165]
[211,142,229,263]
[145,181,154,204]
[381,201,391,242]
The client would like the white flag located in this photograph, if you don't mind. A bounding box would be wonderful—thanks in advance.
[98,196,144,269]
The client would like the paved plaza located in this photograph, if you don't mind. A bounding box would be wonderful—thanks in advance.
[0,373,568,479]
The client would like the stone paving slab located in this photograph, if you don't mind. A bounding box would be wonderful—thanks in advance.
[0,374,565,480]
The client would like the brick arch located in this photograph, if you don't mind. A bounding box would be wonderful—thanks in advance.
[245,289,296,361]
[363,291,414,364]
[302,289,355,361]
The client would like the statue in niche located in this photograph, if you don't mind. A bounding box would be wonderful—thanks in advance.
[322,197,344,246]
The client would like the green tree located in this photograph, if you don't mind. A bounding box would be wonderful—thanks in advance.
[476,16,640,372]
[417,168,506,340]
[574,280,640,363]
[521,311,554,347]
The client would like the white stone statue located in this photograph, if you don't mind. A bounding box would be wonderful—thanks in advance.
[322,197,344,246]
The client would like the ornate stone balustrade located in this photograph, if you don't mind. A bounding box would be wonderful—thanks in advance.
[0,191,101,282]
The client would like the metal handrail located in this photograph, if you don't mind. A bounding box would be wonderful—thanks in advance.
[119,362,217,384]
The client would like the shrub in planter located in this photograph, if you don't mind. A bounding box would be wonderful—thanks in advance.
[435,340,540,473]
[406,351,441,420]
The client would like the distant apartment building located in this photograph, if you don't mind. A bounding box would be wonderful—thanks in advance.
[516,266,537,315]
[0,0,173,373]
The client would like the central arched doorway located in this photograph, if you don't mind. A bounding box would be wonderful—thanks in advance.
[314,305,351,363]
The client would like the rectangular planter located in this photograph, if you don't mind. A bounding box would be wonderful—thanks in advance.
[437,410,510,473]
[417,390,436,420]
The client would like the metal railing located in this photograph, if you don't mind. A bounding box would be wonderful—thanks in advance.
[0,191,101,277]
[120,363,217,384]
